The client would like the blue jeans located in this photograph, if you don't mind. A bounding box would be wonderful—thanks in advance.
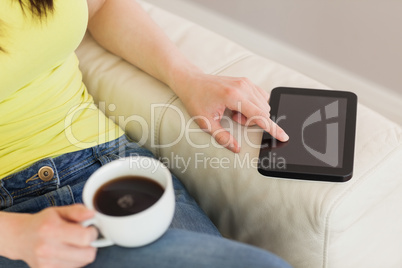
[0,135,291,268]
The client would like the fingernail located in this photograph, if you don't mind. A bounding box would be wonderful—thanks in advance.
[282,133,289,141]
[231,143,240,153]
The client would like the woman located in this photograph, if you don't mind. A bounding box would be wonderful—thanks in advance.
[0,0,290,267]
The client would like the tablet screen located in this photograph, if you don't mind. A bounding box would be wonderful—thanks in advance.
[258,87,357,182]
[275,94,347,168]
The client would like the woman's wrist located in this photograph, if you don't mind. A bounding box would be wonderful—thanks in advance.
[165,61,204,98]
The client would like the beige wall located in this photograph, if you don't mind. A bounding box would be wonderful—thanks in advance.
[182,0,402,94]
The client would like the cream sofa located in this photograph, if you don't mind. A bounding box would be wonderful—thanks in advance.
[76,1,402,268]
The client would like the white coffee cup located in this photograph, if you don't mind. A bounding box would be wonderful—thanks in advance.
[82,156,175,247]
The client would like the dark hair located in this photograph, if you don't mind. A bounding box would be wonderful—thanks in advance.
[18,0,54,17]
[1,0,54,52]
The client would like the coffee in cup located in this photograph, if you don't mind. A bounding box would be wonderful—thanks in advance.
[93,175,164,216]
[82,156,175,248]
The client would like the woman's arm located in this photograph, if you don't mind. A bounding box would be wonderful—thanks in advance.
[87,0,289,153]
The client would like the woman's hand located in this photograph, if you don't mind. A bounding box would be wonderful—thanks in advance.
[172,71,289,153]
[0,204,98,268]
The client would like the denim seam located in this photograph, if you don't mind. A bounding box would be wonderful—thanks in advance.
[67,185,76,204]
[1,174,13,181]
[58,159,97,180]
[2,171,27,181]
[101,138,129,155]
[45,194,55,207]
[12,179,57,198]
[110,142,130,156]
[57,150,97,176]
[97,141,128,160]
[2,188,12,207]
[58,139,128,180]
[0,191,8,207]
[58,145,118,179]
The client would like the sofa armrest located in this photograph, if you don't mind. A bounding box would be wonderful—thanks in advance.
[76,1,402,268]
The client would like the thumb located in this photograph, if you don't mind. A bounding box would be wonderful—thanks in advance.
[55,204,95,223]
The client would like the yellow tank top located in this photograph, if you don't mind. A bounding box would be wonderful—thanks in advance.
[0,0,124,178]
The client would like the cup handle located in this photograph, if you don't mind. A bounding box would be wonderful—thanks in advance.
[81,218,114,248]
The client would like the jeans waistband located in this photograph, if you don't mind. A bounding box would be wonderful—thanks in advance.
[0,135,132,210]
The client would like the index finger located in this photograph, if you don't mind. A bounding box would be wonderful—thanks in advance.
[239,101,289,142]
[56,204,95,223]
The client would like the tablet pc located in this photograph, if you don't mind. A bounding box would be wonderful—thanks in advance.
[258,87,357,182]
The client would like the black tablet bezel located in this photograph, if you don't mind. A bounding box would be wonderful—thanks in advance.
[258,87,357,182]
